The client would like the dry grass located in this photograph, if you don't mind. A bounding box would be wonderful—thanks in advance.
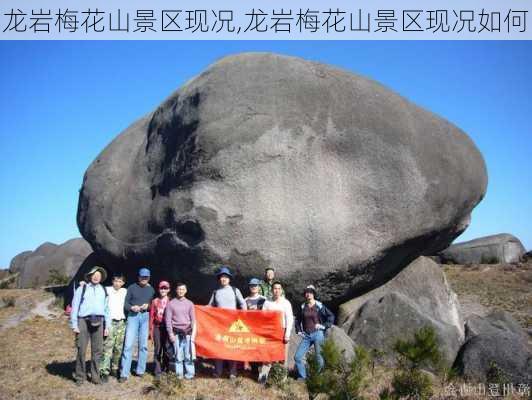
[443,261,532,329]
[0,284,530,400]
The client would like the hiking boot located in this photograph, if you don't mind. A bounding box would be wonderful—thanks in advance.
[101,374,109,384]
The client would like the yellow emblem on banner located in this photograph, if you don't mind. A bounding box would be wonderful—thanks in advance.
[228,319,251,333]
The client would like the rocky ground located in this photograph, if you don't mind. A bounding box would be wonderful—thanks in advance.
[0,260,530,399]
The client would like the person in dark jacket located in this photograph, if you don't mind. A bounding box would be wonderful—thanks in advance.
[119,267,155,382]
[294,285,335,380]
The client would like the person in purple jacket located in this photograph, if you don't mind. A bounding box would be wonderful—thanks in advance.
[165,282,196,379]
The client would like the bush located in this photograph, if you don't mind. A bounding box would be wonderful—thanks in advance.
[266,362,288,390]
[144,372,183,396]
[391,369,433,400]
[46,268,70,286]
[486,360,510,386]
[306,338,372,400]
[1,296,16,308]
[480,255,500,265]
[388,325,442,400]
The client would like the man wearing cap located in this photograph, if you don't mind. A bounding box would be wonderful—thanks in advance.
[259,267,283,300]
[294,285,335,380]
[245,278,266,310]
[70,266,111,385]
[119,267,155,382]
[208,266,247,378]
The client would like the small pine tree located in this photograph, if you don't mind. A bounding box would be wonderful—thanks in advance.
[389,325,442,400]
[305,338,372,400]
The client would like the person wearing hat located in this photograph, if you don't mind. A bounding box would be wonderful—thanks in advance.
[294,285,335,380]
[100,273,127,382]
[208,266,247,378]
[243,278,267,372]
[70,266,111,385]
[259,267,283,300]
[245,278,266,310]
[119,267,156,382]
[149,280,171,377]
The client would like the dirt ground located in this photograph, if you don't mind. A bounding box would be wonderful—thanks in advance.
[0,260,530,400]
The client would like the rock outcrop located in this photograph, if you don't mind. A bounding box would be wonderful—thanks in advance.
[439,234,526,265]
[338,257,464,367]
[77,52,487,304]
[8,238,93,288]
[454,311,532,384]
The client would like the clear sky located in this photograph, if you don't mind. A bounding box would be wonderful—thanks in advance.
[0,41,530,268]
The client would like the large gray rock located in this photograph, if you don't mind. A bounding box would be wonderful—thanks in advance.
[439,233,526,265]
[454,311,532,384]
[338,257,464,368]
[77,52,487,305]
[9,238,93,288]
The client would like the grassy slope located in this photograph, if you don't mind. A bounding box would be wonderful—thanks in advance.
[1,259,530,400]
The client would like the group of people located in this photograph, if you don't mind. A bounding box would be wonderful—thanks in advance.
[69,264,335,386]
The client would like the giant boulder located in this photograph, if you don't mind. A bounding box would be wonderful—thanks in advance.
[338,257,464,368]
[77,52,487,304]
[9,238,93,288]
[439,233,526,265]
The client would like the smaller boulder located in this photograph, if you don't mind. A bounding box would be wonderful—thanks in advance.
[338,257,464,368]
[326,325,356,362]
[439,234,526,265]
[454,311,532,384]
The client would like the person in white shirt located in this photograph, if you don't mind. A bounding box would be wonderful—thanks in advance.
[100,274,127,381]
[259,281,293,384]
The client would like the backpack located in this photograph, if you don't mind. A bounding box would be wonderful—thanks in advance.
[211,286,241,309]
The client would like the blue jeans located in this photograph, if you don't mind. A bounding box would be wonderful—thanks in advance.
[294,330,325,379]
[120,311,149,378]
[174,334,195,379]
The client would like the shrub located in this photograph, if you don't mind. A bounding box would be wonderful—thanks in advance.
[266,362,288,390]
[486,360,510,386]
[144,372,183,396]
[1,296,16,308]
[306,338,372,400]
[480,255,500,265]
[391,369,433,400]
[389,325,442,400]
[46,268,70,286]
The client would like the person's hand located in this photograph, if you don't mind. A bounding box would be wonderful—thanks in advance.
[104,328,109,337]
[141,303,149,310]
[283,338,289,344]
[131,305,140,312]
[315,324,325,330]
[73,327,80,334]
[297,331,305,337]
[169,335,176,344]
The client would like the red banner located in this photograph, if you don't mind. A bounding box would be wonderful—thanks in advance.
[195,305,285,362]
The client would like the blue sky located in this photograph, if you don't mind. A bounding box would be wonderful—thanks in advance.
[0,41,530,268]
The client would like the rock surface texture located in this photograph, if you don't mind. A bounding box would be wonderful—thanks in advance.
[8,239,93,288]
[338,257,464,367]
[439,233,526,265]
[454,311,532,384]
[77,52,487,304]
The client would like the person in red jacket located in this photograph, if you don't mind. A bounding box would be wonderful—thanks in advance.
[149,280,171,376]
